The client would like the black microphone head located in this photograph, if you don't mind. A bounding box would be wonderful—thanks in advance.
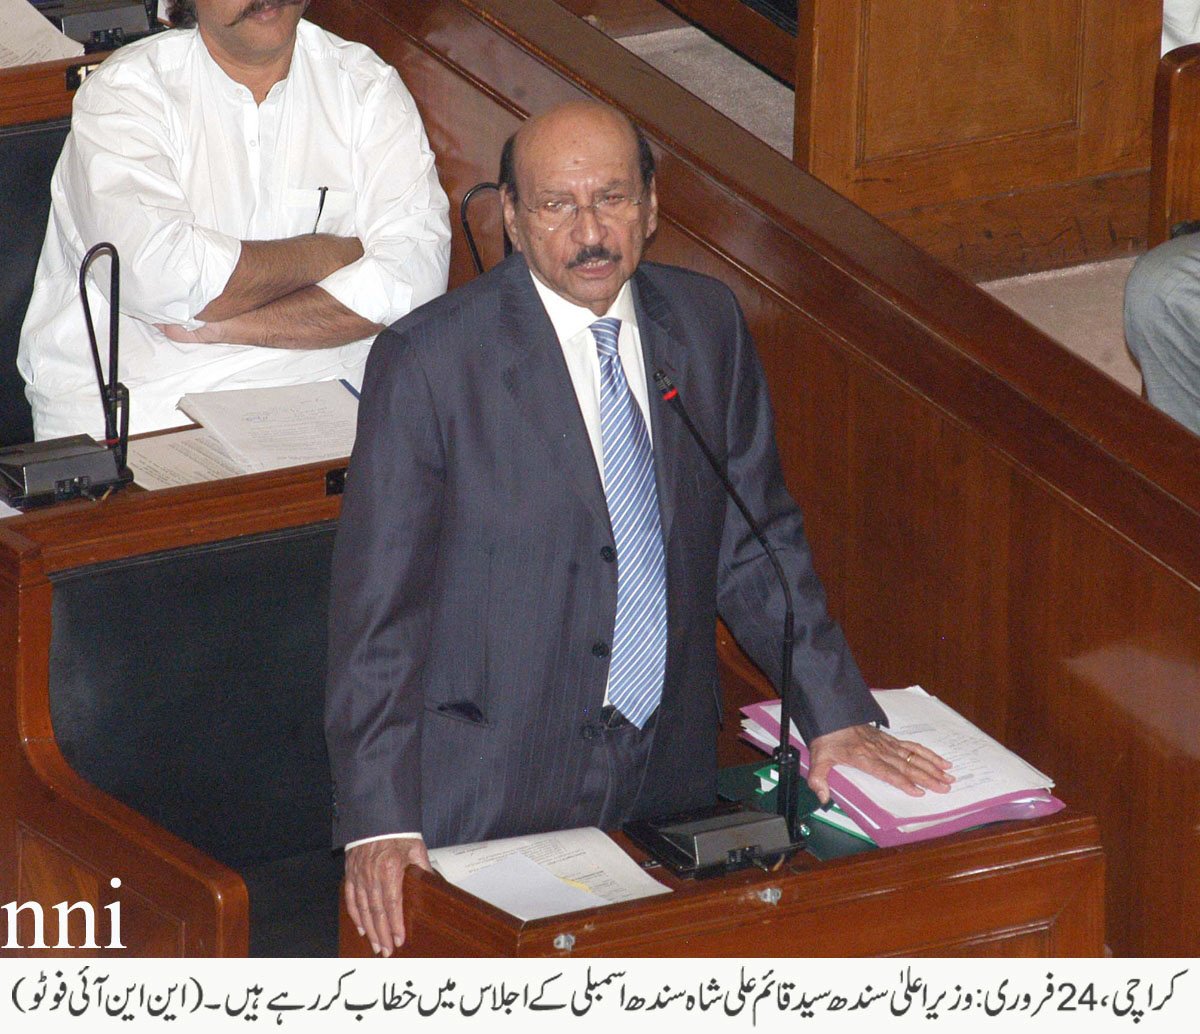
[653,369,675,398]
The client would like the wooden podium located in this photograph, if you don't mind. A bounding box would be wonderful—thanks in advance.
[339,812,1105,957]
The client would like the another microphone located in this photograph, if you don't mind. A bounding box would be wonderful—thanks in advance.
[79,242,131,472]
[653,369,810,841]
[0,242,132,508]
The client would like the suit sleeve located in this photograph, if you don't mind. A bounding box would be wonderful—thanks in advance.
[713,292,886,741]
[325,329,443,846]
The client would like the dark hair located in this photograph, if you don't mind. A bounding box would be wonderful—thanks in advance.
[498,113,656,202]
[167,0,196,27]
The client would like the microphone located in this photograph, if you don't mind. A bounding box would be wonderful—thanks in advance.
[79,242,131,471]
[653,368,809,841]
[0,243,132,508]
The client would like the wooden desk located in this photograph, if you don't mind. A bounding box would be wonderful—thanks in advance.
[0,53,109,129]
[340,814,1105,957]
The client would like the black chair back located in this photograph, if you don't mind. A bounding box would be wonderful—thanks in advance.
[0,118,69,446]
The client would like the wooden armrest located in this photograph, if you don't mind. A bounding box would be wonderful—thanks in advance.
[9,741,249,956]
[1150,43,1200,246]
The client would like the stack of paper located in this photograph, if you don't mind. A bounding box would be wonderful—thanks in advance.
[0,0,84,68]
[741,686,1063,847]
[127,379,359,490]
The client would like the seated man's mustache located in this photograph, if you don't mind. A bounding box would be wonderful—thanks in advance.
[567,246,620,269]
[228,0,306,27]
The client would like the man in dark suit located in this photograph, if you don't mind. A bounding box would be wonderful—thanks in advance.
[325,100,952,955]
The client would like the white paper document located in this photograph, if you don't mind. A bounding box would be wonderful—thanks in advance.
[744,686,1055,822]
[429,826,670,922]
[0,0,84,68]
[126,428,246,490]
[177,379,359,473]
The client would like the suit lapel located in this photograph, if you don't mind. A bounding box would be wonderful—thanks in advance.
[497,257,612,534]
[633,269,690,552]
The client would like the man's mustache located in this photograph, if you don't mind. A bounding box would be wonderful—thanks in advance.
[567,246,620,269]
[227,0,306,27]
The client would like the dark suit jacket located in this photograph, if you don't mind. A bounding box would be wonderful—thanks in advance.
[325,253,884,849]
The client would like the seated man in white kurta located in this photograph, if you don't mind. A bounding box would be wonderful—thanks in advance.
[19,0,450,439]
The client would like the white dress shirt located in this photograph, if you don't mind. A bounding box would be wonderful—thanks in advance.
[19,21,451,439]
[1164,0,1200,53]
[349,270,653,851]
[528,270,652,467]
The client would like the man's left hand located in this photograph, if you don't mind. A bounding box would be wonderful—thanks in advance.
[806,724,954,806]
[156,321,229,344]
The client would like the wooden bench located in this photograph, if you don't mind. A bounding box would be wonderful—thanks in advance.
[0,469,346,955]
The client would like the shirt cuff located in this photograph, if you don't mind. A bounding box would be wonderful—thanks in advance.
[318,255,413,328]
[174,229,242,329]
[345,832,423,851]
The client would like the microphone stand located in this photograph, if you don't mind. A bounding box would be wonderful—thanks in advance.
[654,370,808,841]
[0,245,133,508]
[79,242,131,474]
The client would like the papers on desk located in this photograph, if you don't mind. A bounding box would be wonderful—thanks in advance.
[126,380,359,490]
[178,379,358,471]
[428,827,670,922]
[0,0,84,67]
[741,686,1063,847]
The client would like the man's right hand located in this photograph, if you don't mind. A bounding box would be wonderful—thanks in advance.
[344,836,431,957]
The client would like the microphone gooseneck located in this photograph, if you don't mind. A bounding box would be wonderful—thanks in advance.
[653,368,807,840]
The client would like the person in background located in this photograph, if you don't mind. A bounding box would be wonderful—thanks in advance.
[19,0,450,439]
[1119,5,1200,434]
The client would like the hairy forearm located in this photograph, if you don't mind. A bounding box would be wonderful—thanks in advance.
[161,285,382,349]
[196,235,365,323]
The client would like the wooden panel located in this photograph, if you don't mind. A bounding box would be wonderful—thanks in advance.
[860,1,1082,162]
[1150,44,1200,245]
[340,816,1103,956]
[556,0,685,37]
[10,828,183,956]
[0,55,108,130]
[795,0,1160,276]
[659,0,795,84]
[1005,484,1200,956]
[882,170,1148,281]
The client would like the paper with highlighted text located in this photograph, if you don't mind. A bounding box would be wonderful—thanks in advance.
[428,826,669,922]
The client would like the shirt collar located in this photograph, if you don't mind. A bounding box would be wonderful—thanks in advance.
[528,269,638,343]
[194,25,299,104]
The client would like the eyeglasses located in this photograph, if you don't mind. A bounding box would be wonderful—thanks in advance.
[519,190,647,232]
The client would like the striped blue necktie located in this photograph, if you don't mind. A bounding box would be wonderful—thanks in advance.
[591,317,667,728]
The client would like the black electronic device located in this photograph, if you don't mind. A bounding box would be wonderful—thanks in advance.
[625,801,803,878]
[620,369,811,876]
[0,242,132,509]
[37,0,153,43]
[0,435,128,508]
